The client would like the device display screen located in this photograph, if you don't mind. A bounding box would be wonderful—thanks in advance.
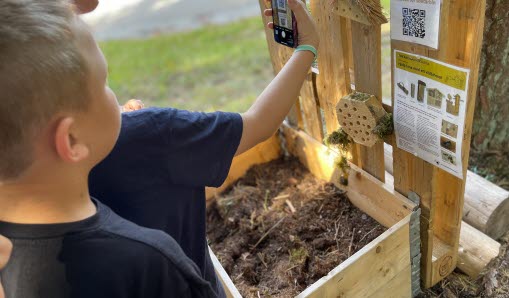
[272,0,297,48]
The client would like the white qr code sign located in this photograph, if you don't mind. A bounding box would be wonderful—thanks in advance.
[391,0,441,49]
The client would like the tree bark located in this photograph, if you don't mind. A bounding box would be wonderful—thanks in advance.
[472,0,509,151]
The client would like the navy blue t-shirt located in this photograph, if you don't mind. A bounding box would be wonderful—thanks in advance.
[0,199,216,298]
[89,108,243,296]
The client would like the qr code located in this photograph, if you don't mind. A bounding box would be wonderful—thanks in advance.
[280,16,287,27]
[402,8,426,38]
[277,0,286,10]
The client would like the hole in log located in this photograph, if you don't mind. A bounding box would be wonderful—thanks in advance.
[357,121,360,125]
[344,104,348,108]
[339,109,343,113]
[363,116,367,120]
[349,122,353,126]
[348,113,352,118]
[367,125,371,129]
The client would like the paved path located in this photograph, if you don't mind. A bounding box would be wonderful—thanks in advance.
[82,0,262,40]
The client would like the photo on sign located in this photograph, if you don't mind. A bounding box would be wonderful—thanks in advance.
[446,94,461,116]
[397,82,410,96]
[427,88,444,108]
[441,120,459,139]
[440,136,457,153]
[442,151,457,166]
[417,80,426,103]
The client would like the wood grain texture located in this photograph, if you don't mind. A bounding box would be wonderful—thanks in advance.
[458,222,501,278]
[310,0,351,135]
[351,20,386,182]
[390,0,487,287]
[299,73,324,141]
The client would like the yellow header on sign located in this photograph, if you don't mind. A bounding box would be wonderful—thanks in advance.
[395,52,468,90]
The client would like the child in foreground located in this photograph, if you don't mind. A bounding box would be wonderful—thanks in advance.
[0,1,216,297]
[0,0,319,297]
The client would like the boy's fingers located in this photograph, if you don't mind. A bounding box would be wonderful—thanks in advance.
[264,8,273,17]
[267,22,274,29]
[73,0,99,14]
[287,0,307,21]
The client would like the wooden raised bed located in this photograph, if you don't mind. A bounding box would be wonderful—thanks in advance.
[206,0,486,296]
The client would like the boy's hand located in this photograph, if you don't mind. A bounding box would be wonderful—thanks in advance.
[0,235,12,298]
[122,99,145,113]
[73,0,99,14]
[0,235,11,270]
[264,0,319,49]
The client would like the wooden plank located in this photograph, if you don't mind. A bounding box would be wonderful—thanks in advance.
[209,247,242,298]
[374,264,413,298]
[300,73,324,141]
[297,214,412,298]
[282,124,416,228]
[206,134,281,200]
[258,0,303,129]
[391,0,487,287]
[310,0,351,135]
[385,143,509,240]
[351,20,386,181]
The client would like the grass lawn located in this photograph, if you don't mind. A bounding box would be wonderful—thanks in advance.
[101,17,273,112]
[101,2,393,113]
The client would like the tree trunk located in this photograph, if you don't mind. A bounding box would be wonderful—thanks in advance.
[473,0,509,151]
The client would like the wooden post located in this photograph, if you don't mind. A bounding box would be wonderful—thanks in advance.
[385,144,509,240]
[350,20,385,181]
[391,0,487,288]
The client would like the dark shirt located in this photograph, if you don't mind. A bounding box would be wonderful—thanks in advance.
[0,200,216,298]
[89,108,243,297]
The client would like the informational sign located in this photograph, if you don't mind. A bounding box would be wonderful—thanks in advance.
[391,0,441,49]
[393,50,470,179]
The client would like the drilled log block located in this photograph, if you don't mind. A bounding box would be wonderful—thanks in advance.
[336,92,387,147]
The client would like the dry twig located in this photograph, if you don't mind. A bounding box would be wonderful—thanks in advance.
[252,217,286,250]
[348,228,356,257]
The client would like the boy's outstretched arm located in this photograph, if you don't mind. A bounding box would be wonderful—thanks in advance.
[236,0,319,156]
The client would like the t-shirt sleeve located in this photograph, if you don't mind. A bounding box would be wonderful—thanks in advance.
[110,107,243,188]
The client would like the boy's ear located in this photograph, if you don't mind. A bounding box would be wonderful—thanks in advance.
[54,117,90,163]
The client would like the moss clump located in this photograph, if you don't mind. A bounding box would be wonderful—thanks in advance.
[373,113,394,140]
[350,92,371,102]
[289,247,308,265]
[335,156,350,186]
[325,128,352,151]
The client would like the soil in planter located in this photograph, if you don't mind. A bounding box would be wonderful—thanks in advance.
[207,158,387,297]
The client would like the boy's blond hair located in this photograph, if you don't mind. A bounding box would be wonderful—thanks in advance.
[0,0,89,181]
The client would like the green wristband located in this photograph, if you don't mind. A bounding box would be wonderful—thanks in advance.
[295,45,317,61]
